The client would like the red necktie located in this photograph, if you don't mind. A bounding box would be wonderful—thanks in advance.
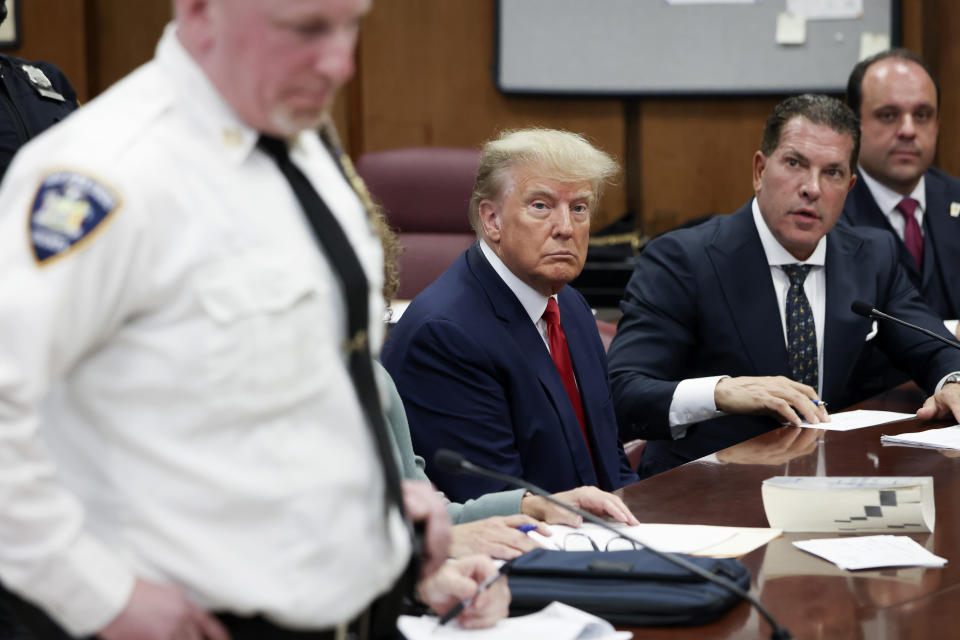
[896,197,924,268]
[542,299,592,454]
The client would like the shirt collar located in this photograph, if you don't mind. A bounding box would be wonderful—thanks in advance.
[479,240,553,324]
[857,166,927,215]
[751,197,827,267]
[157,23,310,165]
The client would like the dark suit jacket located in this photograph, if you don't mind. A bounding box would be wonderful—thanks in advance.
[607,203,960,477]
[381,243,638,502]
[841,167,960,319]
[839,168,960,399]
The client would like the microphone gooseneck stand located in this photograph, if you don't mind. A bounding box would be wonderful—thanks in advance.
[433,449,794,640]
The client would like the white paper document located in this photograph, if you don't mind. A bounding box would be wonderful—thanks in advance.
[881,425,960,451]
[526,522,778,557]
[793,535,946,571]
[798,409,915,431]
[528,522,732,554]
[762,476,935,533]
[398,601,631,640]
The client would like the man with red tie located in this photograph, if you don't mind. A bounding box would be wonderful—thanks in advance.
[842,49,960,336]
[840,49,960,398]
[382,128,638,503]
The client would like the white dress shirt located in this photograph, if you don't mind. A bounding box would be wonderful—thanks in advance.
[0,25,408,635]
[479,239,555,351]
[857,167,927,241]
[667,198,826,434]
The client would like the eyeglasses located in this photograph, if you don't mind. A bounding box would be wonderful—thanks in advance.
[559,532,643,552]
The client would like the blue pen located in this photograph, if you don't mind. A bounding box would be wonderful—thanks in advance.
[811,399,828,408]
[516,524,537,533]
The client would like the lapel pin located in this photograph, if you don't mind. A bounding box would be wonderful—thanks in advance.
[950,202,960,218]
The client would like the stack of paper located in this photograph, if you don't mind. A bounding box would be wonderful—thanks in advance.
[761,476,934,533]
[398,601,631,640]
[793,535,947,571]
[798,409,915,431]
[881,425,960,450]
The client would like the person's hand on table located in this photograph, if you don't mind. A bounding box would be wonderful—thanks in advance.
[916,381,960,425]
[521,486,639,527]
[715,376,829,426]
[449,514,548,559]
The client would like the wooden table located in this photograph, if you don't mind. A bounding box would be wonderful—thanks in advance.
[617,383,960,639]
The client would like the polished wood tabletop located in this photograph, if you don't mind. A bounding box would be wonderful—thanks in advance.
[617,383,960,639]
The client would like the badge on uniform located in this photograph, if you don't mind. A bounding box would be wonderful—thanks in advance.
[29,172,118,265]
[20,64,65,102]
[951,202,960,218]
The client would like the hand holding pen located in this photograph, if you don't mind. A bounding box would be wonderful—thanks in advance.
[421,555,510,630]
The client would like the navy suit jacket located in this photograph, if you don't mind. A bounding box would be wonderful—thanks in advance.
[841,168,960,319]
[381,243,638,502]
[607,203,960,476]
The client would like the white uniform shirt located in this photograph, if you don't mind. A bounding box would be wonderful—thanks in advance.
[0,25,409,635]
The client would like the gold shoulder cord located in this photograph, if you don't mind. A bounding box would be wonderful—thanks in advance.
[317,116,379,225]
[317,116,402,306]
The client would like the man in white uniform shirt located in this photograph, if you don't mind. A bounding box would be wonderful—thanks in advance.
[0,0,507,638]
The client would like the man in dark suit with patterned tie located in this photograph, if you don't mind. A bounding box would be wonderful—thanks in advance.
[607,94,960,478]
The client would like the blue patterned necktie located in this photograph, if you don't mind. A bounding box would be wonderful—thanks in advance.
[782,264,818,389]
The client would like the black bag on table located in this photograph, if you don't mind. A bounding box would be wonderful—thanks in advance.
[505,548,750,626]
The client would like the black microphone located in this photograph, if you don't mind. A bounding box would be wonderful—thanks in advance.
[851,300,960,351]
[434,449,794,640]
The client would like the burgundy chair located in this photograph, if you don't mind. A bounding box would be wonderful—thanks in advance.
[354,147,480,300]
[597,317,646,468]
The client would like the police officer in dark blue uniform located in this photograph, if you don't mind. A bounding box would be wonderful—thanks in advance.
[0,0,79,183]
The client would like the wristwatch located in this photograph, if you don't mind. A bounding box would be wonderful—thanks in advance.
[945,373,960,385]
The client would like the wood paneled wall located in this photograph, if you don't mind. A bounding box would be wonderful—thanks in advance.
[6,0,88,101]
[352,0,626,228]
[5,0,955,236]
[350,0,956,237]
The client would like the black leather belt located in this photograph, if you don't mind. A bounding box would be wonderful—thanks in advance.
[215,608,372,640]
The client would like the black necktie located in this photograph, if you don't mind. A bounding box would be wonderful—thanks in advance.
[258,135,404,519]
[781,264,818,390]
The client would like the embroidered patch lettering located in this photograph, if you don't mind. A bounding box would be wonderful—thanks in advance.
[30,172,117,264]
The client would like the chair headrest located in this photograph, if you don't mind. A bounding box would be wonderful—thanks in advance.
[354,147,480,233]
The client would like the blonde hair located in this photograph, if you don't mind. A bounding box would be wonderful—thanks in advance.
[468,128,620,235]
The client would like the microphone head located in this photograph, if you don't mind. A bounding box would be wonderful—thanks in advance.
[433,449,467,473]
[851,300,875,318]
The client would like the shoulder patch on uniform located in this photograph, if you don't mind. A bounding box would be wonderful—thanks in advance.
[29,172,119,265]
